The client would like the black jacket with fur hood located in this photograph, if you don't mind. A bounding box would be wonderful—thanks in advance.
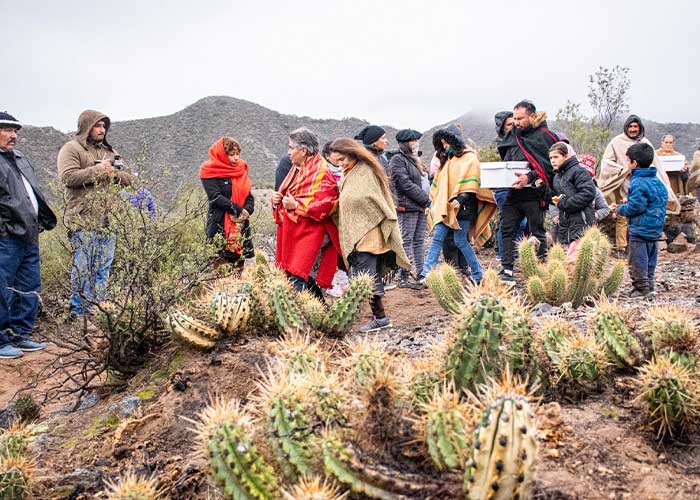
[432,125,478,222]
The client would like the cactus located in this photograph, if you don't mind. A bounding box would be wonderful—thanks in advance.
[0,456,32,500]
[282,477,348,500]
[104,471,163,500]
[343,338,388,390]
[425,263,467,314]
[417,384,474,471]
[635,356,700,440]
[11,396,39,425]
[590,298,642,368]
[547,243,567,263]
[443,294,505,393]
[167,310,219,350]
[321,436,443,499]
[322,273,373,336]
[297,291,326,330]
[188,396,280,500]
[568,237,594,307]
[601,261,626,297]
[643,306,699,369]
[501,301,532,373]
[518,238,540,279]
[297,370,349,430]
[266,276,305,335]
[464,374,538,500]
[210,291,252,336]
[274,331,327,376]
[0,424,30,460]
[555,334,609,391]
[255,369,316,481]
[405,360,443,408]
[546,266,567,305]
[526,276,547,305]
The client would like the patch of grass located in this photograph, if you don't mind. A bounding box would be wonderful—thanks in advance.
[82,414,120,437]
[135,387,157,400]
[601,406,621,420]
[60,437,80,450]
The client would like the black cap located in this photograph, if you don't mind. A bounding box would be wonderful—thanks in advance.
[0,111,22,130]
[354,125,386,146]
[396,129,422,142]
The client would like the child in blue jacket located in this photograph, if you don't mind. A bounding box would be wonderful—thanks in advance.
[612,143,668,298]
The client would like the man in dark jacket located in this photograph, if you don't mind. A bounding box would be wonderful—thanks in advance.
[499,101,558,281]
[0,112,57,359]
[390,129,429,289]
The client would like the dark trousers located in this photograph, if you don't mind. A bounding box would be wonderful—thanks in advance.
[0,236,41,346]
[289,274,325,303]
[628,235,658,293]
[347,251,386,319]
[397,211,427,280]
[501,198,547,270]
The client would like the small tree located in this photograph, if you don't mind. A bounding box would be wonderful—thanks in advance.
[588,65,631,131]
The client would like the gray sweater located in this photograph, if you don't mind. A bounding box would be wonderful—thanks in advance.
[550,187,610,222]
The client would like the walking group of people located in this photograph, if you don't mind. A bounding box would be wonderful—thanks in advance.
[2,100,699,358]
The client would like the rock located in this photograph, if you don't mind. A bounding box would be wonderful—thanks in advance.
[60,466,102,486]
[108,395,143,418]
[561,302,573,312]
[658,239,668,252]
[532,303,563,316]
[76,393,100,411]
[29,432,50,454]
[668,234,693,253]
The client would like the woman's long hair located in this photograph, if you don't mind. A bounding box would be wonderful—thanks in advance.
[329,138,390,194]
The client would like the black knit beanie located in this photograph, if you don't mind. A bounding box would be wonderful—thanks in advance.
[0,111,22,130]
[354,125,386,146]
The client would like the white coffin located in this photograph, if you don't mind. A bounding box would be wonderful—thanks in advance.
[659,155,685,172]
[480,161,530,188]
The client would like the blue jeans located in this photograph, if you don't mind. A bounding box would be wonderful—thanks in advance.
[421,221,483,280]
[0,236,41,346]
[628,235,658,293]
[494,190,527,260]
[69,231,116,316]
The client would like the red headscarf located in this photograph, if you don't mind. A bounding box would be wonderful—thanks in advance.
[199,138,253,252]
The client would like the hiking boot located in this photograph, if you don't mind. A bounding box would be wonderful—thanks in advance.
[0,344,23,359]
[359,316,392,333]
[629,289,651,299]
[11,338,47,352]
[400,277,426,290]
[498,268,515,283]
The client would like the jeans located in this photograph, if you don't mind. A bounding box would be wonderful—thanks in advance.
[628,235,658,293]
[397,211,427,280]
[69,231,116,316]
[0,236,41,346]
[421,221,483,281]
[494,190,527,260]
[501,198,546,270]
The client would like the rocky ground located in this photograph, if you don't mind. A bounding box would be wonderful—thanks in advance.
[1,248,699,499]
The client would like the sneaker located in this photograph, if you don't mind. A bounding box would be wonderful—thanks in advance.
[498,268,515,283]
[359,316,392,333]
[398,278,411,289]
[383,280,397,291]
[629,289,651,299]
[11,338,47,352]
[0,344,23,359]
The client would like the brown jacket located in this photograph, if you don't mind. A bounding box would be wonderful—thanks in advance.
[57,110,135,230]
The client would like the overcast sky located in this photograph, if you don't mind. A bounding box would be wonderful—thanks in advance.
[5,0,699,132]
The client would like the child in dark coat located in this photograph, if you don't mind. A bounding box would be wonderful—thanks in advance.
[612,143,668,298]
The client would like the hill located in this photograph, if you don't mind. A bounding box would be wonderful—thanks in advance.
[15,97,700,200]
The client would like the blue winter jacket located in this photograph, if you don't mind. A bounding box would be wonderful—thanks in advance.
[616,167,668,241]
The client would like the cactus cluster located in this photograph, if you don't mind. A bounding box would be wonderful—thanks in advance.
[103,471,164,500]
[635,356,700,440]
[0,423,37,500]
[425,263,467,314]
[643,306,699,369]
[520,228,625,308]
[321,273,373,336]
[590,298,642,368]
[464,374,539,500]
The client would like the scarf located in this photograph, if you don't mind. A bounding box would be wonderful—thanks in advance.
[514,114,558,189]
[428,151,497,248]
[199,137,252,252]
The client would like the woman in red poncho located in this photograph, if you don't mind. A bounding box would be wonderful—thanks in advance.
[200,137,254,274]
[273,127,341,300]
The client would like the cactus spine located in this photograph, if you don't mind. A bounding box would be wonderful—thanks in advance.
[635,356,700,440]
[0,425,30,460]
[282,477,348,500]
[104,471,163,500]
[555,334,609,391]
[518,238,540,279]
[266,277,305,335]
[167,310,219,349]
[189,397,280,500]
[590,299,642,368]
[211,291,252,336]
[0,456,32,500]
[322,273,373,335]
[274,332,327,376]
[425,263,466,314]
[296,291,326,331]
[464,375,538,500]
[643,306,699,369]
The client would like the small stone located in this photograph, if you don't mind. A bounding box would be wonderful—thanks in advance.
[546,448,560,459]
[76,393,100,411]
[108,395,143,418]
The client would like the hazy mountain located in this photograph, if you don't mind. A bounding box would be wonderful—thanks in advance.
[15,96,699,202]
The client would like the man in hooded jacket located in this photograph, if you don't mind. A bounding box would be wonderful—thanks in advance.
[598,115,679,254]
[57,110,135,319]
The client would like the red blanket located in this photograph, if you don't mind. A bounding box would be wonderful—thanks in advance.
[199,138,252,252]
[274,153,341,288]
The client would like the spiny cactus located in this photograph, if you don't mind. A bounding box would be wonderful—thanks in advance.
[255,369,316,482]
[282,476,348,500]
[404,359,443,408]
[188,396,280,500]
[321,435,443,500]
[297,370,349,430]
[416,384,474,471]
[501,301,532,373]
[443,294,505,393]
[11,396,39,424]
[0,456,33,500]
[266,276,305,335]
[297,291,327,331]
[104,471,164,500]
[274,331,327,376]
[464,373,538,500]
[635,356,700,440]
[354,367,404,456]
[322,273,373,336]
[343,338,388,390]
[555,334,609,391]
[210,290,252,336]
[0,424,30,460]
[590,298,642,368]
[167,310,219,350]
[643,306,699,369]
[521,227,624,307]
[425,263,466,314]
